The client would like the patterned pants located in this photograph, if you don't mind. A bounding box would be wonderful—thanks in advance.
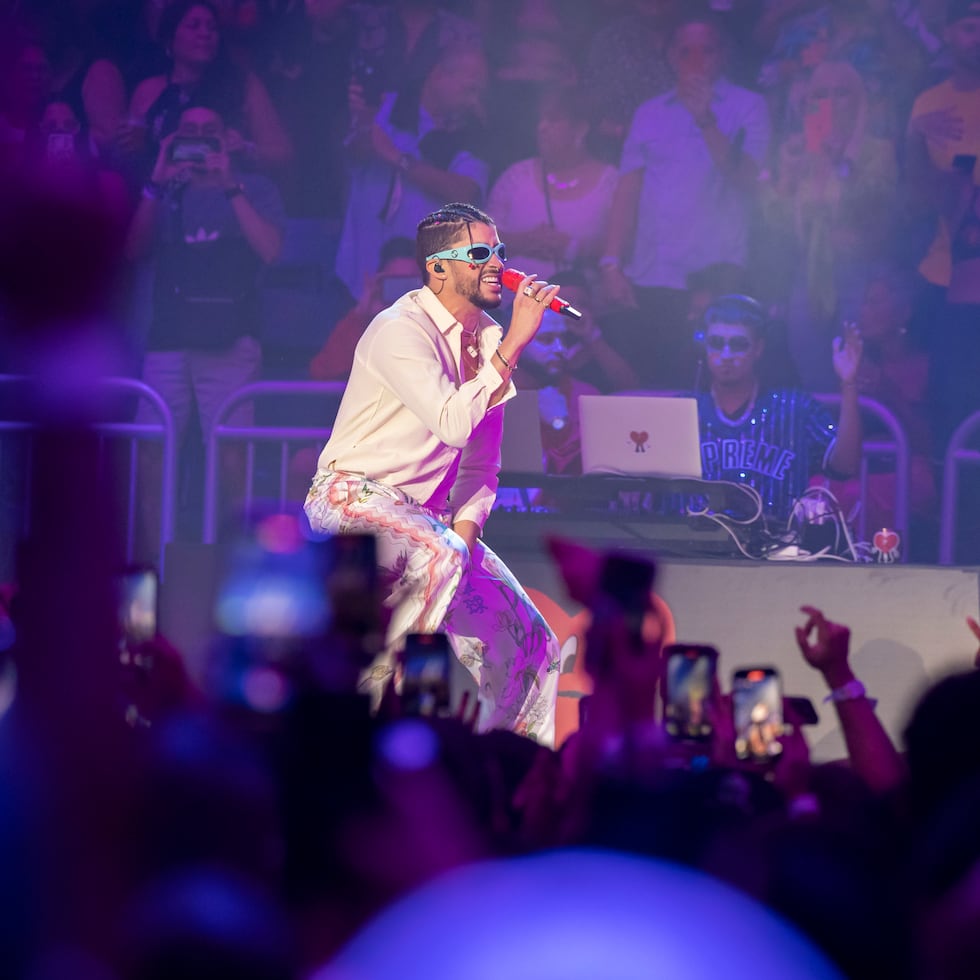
[304,471,559,746]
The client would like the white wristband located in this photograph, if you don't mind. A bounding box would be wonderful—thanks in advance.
[823,678,876,707]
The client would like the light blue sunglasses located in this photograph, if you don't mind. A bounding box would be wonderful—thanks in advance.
[426,242,507,265]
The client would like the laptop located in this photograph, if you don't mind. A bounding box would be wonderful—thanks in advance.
[499,388,546,475]
[578,394,703,479]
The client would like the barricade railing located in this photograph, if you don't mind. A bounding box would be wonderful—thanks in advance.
[0,375,177,576]
[814,393,910,557]
[203,380,346,543]
[199,383,910,560]
[939,409,980,565]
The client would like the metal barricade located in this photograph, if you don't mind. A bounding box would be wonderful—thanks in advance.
[202,380,346,543]
[199,384,911,559]
[939,409,980,565]
[0,375,177,577]
[814,393,910,557]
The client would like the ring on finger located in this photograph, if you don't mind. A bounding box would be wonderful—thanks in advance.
[523,285,535,297]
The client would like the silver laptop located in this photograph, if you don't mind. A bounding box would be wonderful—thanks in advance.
[578,394,703,479]
[499,388,546,475]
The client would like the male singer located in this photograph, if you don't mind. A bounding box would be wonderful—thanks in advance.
[305,203,561,744]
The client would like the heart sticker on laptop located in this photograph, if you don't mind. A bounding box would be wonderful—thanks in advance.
[629,430,649,453]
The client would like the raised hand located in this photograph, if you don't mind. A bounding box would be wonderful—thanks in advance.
[677,75,714,128]
[149,132,191,188]
[794,605,853,685]
[598,265,638,310]
[968,616,980,669]
[910,107,966,147]
[832,320,863,386]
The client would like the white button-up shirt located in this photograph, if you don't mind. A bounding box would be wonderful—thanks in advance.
[621,77,770,289]
[315,285,515,528]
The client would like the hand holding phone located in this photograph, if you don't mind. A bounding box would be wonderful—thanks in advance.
[953,153,977,180]
[732,666,784,762]
[117,565,159,654]
[168,135,222,164]
[400,632,451,717]
[663,644,718,741]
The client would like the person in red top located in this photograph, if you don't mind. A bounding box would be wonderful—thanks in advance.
[818,266,937,538]
[309,237,418,382]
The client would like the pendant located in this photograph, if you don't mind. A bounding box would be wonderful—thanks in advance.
[546,172,580,191]
[466,343,479,359]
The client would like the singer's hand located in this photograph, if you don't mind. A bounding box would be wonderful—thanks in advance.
[507,274,561,349]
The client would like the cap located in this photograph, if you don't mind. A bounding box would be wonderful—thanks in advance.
[948,0,980,24]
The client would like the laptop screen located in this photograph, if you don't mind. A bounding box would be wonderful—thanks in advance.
[578,395,703,479]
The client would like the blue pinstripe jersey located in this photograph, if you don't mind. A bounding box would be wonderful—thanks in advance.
[696,390,838,521]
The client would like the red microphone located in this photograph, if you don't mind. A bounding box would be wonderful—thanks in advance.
[501,268,583,320]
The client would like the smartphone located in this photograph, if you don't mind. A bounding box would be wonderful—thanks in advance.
[663,643,718,741]
[785,695,819,727]
[350,51,386,107]
[953,153,977,177]
[401,632,451,717]
[380,275,420,305]
[117,565,158,653]
[584,552,657,677]
[169,135,221,164]
[324,532,381,656]
[804,97,833,154]
[47,132,75,162]
[212,515,381,708]
[214,517,332,649]
[732,666,784,762]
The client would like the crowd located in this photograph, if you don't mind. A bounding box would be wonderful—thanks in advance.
[4,456,980,977]
[4,3,980,976]
[1,0,980,557]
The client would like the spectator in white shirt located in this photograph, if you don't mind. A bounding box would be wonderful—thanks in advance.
[600,10,771,390]
[304,202,562,746]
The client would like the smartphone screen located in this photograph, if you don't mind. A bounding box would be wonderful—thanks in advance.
[169,136,220,163]
[325,532,381,651]
[118,565,158,652]
[401,632,451,717]
[733,667,784,762]
[212,515,383,709]
[663,644,718,740]
[214,516,332,649]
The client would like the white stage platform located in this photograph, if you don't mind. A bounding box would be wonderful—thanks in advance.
[484,519,980,763]
[162,520,980,763]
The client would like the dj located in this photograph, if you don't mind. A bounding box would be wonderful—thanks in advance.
[695,294,864,525]
[304,203,561,745]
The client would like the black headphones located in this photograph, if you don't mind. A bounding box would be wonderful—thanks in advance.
[695,293,768,344]
[433,262,444,273]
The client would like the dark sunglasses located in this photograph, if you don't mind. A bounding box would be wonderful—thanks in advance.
[706,335,753,354]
